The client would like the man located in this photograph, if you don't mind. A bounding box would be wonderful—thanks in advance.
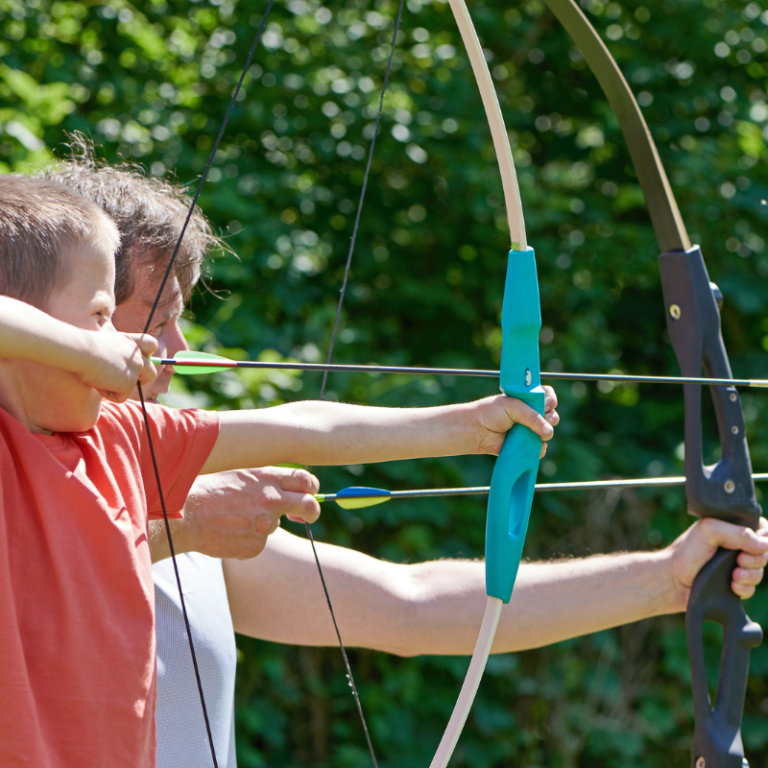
[47,149,768,767]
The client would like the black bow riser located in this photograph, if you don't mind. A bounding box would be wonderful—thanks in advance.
[659,245,763,768]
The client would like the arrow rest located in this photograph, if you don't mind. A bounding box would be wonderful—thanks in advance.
[659,246,763,767]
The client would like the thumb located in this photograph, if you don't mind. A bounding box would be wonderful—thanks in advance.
[123,333,159,385]
[704,518,768,557]
[133,333,157,357]
[129,333,159,358]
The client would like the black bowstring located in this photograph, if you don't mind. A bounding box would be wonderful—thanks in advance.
[137,386,220,765]
[138,4,277,767]
[303,1,406,766]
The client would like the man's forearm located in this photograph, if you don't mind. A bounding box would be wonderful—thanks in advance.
[344,551,679,654]
[415,551,679,654]
[224,529,680,656]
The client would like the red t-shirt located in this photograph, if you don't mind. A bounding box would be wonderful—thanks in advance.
[0,400,219,767]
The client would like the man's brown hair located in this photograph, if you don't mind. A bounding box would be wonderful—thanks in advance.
[0,174,119,308]
[44,135,225,305]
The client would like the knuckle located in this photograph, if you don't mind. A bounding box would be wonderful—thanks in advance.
[259,492,282,512]
[292,468,319,492]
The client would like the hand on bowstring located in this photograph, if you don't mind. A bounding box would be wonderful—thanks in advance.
[664,515,768,609]
[77,331,158,403]
[149,466,321,563]
[475,386,558,458]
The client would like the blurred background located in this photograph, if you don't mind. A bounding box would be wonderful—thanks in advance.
[2,0,768,764]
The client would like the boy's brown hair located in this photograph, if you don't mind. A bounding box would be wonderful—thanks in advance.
[44,135,225,305]
[0,174,119,308]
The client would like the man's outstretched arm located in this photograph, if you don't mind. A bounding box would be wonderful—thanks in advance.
[224,518,768,656]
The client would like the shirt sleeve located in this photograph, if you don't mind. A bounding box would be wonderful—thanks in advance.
[133,402,220,520]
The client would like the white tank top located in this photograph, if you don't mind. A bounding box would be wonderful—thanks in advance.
[154,553,237,768]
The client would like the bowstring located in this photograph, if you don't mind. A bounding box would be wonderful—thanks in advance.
[303,1,406,765]
[139,4,276,766]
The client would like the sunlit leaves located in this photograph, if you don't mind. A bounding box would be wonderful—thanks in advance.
[5,0,768,763]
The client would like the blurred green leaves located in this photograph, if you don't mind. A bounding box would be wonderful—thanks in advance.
[4,0,768,764]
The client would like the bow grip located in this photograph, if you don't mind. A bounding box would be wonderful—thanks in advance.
[486,247,543,603]
[687,548,763,768]
[485,390,545,603]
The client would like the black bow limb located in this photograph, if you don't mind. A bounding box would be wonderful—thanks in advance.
[660,246,763,768]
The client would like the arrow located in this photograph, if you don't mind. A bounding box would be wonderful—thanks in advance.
[317,473,768,509]
[151,350,768,388]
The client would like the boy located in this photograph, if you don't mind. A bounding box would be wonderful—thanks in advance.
[0,173,551,767]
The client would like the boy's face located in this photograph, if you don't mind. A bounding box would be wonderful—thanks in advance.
[19,237,117,433]
[112,255,186,404]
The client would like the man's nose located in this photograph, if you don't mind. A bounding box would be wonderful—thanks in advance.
[159,320,189,358]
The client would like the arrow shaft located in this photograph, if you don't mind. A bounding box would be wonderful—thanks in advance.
[153,357,767,388]
[319,473,768,502]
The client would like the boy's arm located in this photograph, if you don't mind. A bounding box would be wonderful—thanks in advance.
[224,517,768,655]
[0,296,156,401]
[201,394,556,474]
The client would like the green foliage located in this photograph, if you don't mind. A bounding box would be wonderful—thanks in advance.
[3,0,768,764]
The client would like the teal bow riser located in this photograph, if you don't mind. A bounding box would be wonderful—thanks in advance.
[486,247,545,604]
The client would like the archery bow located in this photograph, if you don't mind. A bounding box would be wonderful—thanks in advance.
[529,2,764,765]
[427,0,544,764]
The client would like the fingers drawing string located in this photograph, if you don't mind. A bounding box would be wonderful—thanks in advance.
[139,5,277,766]
[302,4,406,767]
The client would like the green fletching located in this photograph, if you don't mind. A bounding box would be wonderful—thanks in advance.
[167,350,235,375]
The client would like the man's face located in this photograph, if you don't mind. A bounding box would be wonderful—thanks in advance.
[111,257,188,403]
[19,237,117,433]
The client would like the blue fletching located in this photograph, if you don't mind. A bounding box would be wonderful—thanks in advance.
[335,487,391,510]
